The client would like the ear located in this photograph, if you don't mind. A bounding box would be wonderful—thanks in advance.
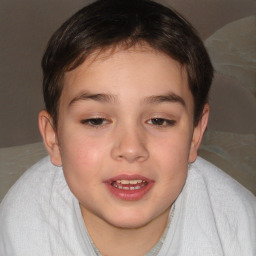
[188,104,209,163]
[38,110,62,166]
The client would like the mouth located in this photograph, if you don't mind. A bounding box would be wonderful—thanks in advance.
[105,175,154,201]
[111,179,148,190]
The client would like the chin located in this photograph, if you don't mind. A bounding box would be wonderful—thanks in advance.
[103,209,158,230]
[108,218,150,230]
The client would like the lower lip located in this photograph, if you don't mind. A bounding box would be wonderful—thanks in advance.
[105,182,154,201]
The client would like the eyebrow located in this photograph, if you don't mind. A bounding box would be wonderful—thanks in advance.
[68,91,186,108]
[143,93,186,107]
[69,92,117,107]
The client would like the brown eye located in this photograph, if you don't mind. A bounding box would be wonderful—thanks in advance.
[81,118,106,126]
[151,118,165,125]
[148,118,176,126]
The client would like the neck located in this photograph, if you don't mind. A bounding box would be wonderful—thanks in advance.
[81,207,171,256]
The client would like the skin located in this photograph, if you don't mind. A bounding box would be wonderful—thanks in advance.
[39,45,209,256]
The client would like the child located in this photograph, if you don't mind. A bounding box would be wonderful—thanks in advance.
[0,0,255,255]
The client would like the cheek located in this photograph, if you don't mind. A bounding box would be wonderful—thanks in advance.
[153,130,192,164]
[151,130,191,188]
[58,131,108,174]
[58,135,104,199]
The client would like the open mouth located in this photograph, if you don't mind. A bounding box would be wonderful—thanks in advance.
[105,176,153,200]
[111,179,148,190]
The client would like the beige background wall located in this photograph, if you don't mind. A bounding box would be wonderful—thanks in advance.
[0,0,255,147]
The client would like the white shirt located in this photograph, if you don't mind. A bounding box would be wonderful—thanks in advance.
[0,156,255,256]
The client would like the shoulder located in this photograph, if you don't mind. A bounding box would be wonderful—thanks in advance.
[0,157,67,255]
[0,157,92,255]
[188,157,256,254]
[0,156,60,209]
[191,156,256,204]
[0,156,61,223]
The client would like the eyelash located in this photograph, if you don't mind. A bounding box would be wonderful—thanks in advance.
[147,118,176,127]
[80,118,109,127]
[80,118,176,128]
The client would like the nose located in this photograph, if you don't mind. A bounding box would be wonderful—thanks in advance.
[111,125,149,163]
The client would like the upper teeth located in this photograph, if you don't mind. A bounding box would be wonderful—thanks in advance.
[116,180,143,185]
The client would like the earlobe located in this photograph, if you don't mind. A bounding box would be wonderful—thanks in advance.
[188,104,209,163]
[38,110,62,166]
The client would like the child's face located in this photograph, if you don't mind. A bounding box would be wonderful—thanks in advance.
[40,45,208,229]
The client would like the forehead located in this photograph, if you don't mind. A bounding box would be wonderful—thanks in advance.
[61,45,193,108]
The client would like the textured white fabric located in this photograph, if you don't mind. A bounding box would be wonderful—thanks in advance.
[0,156,255,256]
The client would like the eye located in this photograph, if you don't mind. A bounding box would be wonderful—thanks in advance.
[80,118,108,127]
[147,118,176,127]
